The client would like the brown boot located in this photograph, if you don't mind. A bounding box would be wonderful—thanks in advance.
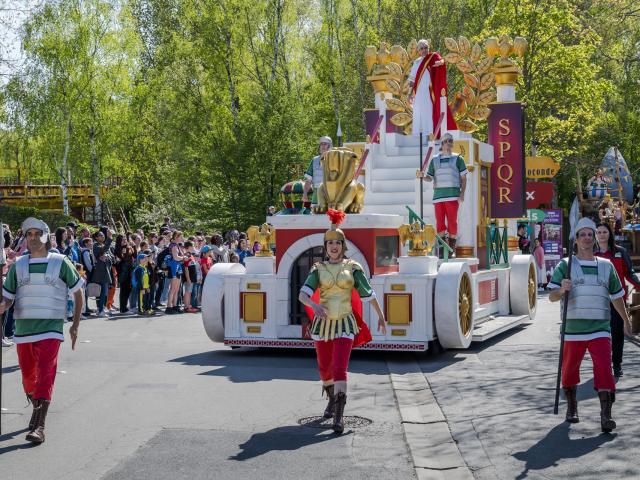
[598,391,616,433]
[563,387,579,423]
[26,394,38,431]
[25,399,50,444]
[322,385,336,419]
[333,392,347,434]
[449,237,457,257]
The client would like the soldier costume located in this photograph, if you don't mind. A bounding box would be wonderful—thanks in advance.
[0,217,83,444]
[548,217,632,432]
[299,209,386,433]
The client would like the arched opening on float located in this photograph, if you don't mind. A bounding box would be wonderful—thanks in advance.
[289,245,324,326]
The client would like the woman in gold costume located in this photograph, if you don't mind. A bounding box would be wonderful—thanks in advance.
[298,209,386,433]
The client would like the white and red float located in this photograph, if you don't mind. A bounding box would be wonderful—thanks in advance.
[202,36,538,352]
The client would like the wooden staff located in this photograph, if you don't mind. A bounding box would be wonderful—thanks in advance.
[554,198,579,414]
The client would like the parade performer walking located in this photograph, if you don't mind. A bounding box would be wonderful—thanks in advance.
[0,217,84,444]
[408,39,457,137]
[418,132,467,252]
[302,136,332,207]
[594,222,640,378]
[298,209,386,434]
[548,217,632,432]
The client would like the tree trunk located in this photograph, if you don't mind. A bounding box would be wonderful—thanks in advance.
[90,124,102,223]
[60,117,72,216]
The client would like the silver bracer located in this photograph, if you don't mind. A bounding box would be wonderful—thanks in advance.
[565,257,611,321]
[312,155,324,189]
[14,253,68,320]
[433,155,461,189]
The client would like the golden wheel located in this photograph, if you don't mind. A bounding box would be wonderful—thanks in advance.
[459,273,472,336]
[435,262,474,349]
[528,263,537,312]
[510,254,537,319]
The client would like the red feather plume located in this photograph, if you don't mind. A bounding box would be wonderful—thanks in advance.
[327,209,346,226]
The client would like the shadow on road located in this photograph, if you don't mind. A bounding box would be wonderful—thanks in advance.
[0,428,34,454]
[512,422,615,480]
[229,425,343,461]
[168,348,394,382]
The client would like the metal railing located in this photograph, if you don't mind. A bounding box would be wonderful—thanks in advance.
[486,221,509,268]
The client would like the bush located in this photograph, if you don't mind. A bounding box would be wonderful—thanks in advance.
[0,205,78,232]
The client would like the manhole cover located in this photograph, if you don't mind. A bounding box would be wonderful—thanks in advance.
[298,415,373,429]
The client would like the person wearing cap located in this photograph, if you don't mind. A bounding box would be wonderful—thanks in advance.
[303,136,332,206]
[0,217,84,444]
[133,252,152,315]
[418,132,467,253]
[548,217,632,432]
[298,209,387,434]
[199,245,213,280]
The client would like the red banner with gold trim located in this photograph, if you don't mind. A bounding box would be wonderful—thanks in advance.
[488,102,525,218]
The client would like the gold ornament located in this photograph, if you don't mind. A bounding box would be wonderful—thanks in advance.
[314,148,365,214]
[399,221,437,256]
[443,35,527,132]
[247,223,276,257]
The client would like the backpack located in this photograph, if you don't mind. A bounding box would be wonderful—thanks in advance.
[132,265,142,289]
[80,248,94,280]
[156,246,172,270]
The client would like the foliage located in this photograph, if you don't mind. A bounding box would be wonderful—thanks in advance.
[0,204,77,232]
[1,0,640,226]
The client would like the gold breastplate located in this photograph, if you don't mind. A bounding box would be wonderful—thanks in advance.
[317,261,354,320]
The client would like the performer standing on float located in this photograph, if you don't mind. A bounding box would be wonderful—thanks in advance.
[408,39,457,137]
[594,221,640,378]
[0,217,84,444]
[298,209,386,434]
[302,136,333,207]
[417,132,467,252]
[548,217,632,432]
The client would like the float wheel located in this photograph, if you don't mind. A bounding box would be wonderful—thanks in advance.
[201,263,245,342]
[510,254,537,320]
[434,262,474,349]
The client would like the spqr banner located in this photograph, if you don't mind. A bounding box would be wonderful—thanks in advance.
[488,102,525,218]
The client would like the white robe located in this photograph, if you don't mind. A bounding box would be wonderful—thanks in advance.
[408,57,434,137]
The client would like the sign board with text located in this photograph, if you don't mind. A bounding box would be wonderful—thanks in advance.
[526,156,560,179]
[526,181,554,209]
[488,102,525,218]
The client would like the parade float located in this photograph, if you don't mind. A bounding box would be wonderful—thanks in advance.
[201,35,539,352]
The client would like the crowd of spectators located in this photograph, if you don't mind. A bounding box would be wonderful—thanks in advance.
[1,216,262,347]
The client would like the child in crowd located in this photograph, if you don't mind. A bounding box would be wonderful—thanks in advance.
[133,253,152,315]
[182,241,199,313]
[68,263,86,321]
[199,245,213,279]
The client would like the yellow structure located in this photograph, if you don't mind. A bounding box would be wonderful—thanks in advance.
[247,223,276,257]
[0,184,107,210]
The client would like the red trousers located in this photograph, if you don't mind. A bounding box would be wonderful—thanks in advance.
[434,200,459,237]
[314,338,353,382]
[562,337,615,391]
[16,339,61,401]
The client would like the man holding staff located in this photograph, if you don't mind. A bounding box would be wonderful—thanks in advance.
[548,217,632,432]
[0,217,84,444]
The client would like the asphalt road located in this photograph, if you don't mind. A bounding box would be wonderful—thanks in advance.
[2,294,638,479]
[0,310,414,480]
[419,293,640,480]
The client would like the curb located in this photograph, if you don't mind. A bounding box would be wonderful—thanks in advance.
[388,359,474,480]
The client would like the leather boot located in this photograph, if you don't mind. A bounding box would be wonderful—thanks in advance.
[25,399,50,444]
[322,385,336,419]
[598,391,616,433]
[26,394,38,431]
[449,237,457,257]
[563,387,579,423]
[333,392,347,434]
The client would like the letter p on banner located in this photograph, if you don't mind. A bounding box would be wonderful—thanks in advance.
[488,102,525,218]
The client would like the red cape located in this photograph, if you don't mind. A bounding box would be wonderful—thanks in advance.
[304,289,372,347]
[413,52,458,134]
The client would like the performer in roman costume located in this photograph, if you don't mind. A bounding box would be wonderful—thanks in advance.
[418,132,467,252]
[548,217,632,432]
[303,136,333,207]
[298,209,386,434]
[0,217,84,444]
[408,39,457,137]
